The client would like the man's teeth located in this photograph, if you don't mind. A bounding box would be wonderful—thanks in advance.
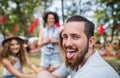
[67,50,75,53]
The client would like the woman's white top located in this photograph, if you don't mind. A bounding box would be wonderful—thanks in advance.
[3,56,23,76]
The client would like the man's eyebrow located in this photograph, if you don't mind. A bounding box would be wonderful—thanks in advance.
[71,34,81,38]
[61,32,65,36]
[71,34,77,35]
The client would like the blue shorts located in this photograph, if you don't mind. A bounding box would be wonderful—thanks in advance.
[3,75,16,78]
[40,53,62,68]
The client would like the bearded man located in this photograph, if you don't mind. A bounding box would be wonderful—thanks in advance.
[37,15,120,78]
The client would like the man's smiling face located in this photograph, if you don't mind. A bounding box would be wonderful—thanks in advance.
[61,21,89,69]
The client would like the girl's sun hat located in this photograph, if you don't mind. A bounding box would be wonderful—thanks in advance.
[2,37,24,46]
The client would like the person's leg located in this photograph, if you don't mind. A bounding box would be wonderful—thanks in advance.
[50,53,62,72]
[40,53,50,70]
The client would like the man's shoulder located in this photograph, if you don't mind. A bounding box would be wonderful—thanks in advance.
[74,69,120,78]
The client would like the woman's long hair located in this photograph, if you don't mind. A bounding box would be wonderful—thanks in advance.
[0,39,26,66]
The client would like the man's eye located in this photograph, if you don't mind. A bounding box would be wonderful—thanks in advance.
[62,36,67,39]
[73,36,80,39]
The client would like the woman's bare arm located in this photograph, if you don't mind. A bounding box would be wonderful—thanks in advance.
[37,70,65,78]
[1,58,36,78]
[24,52,39,74]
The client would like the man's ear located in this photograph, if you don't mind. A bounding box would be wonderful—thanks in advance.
[89,36,95,48]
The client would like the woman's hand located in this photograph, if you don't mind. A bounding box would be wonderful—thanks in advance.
[49,38,58,44]
[43,39,50,44]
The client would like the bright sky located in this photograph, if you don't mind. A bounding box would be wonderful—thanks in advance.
[46,0,97,25]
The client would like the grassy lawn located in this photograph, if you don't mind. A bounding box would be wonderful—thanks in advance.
[0,52,120,77]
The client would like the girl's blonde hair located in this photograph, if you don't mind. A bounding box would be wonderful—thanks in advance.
[0,46,3,61]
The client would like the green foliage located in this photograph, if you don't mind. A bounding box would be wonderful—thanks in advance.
[95,0,120,41]
[0,0,42,37]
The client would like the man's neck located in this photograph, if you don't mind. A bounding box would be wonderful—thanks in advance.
[78,49,94,69]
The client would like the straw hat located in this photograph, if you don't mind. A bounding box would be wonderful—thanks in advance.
[2,37,24,46]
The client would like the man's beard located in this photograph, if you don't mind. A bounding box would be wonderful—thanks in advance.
[65,43,89,70]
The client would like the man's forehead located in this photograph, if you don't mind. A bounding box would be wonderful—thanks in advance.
[64,21,85,27]
[63,22,85,31]
[61,22,85,37]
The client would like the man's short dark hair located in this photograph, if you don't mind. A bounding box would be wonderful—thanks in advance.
[66,15,95,39]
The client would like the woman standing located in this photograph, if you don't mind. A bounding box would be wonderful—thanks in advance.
[0,37,39,78]
[38,12,62,72]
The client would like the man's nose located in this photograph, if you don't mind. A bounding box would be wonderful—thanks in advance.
[66,38,73,46]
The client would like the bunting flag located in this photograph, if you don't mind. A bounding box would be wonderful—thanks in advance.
[15,24,20,32]
[1,16,7,25]
[29,18,40,34]
[99,24,104,35]
[29,23,35,34]
[55,22,60,27]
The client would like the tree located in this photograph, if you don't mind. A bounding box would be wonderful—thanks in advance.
[95,0,120,41]
[0,0,42,38]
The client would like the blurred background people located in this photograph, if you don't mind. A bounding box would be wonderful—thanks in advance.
[37,11,62,72]
[105,41,116,56]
